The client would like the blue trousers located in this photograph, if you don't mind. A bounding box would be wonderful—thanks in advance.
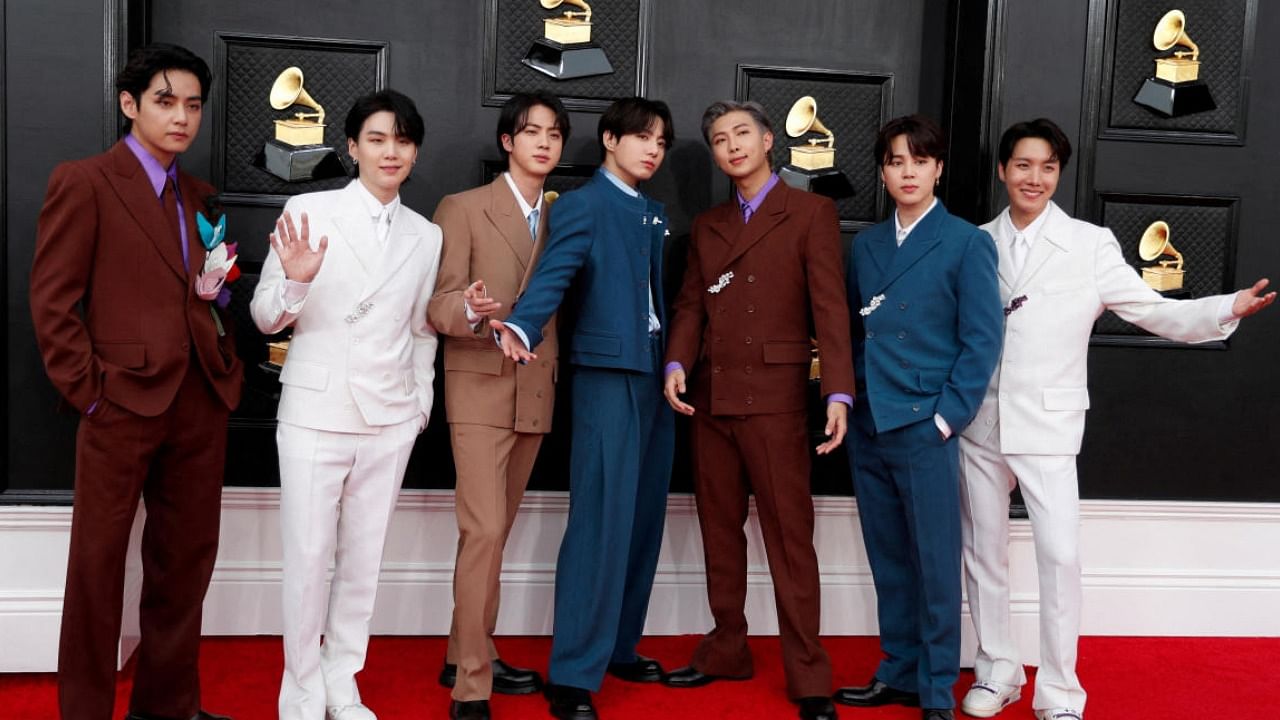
[848,408,962,710]
[548,338,674,690]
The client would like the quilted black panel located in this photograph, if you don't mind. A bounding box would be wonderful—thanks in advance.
[216,37,384,196]
[1093,195,1236,336]
[1106,0,1248,133]
[740,69,891,224]
[488,0,643,105]
[482,159,596,194]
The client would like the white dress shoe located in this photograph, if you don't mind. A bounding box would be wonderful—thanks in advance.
[326,705,377,720]
[961,680,1021,717]
[1034,709,1082,720]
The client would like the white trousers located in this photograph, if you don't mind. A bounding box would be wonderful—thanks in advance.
[276,419,419,720]
[958,424,1086,712]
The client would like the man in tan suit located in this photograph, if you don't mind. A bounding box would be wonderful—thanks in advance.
[427,92,570,720]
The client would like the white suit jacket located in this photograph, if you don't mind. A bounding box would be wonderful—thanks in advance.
[251,180,442,433]
[964,202,1235,455]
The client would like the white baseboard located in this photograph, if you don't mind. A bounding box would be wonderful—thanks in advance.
[3,491,1279,672]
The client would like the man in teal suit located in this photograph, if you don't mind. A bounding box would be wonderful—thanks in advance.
[492,97,675,720]
[834,115,1002,720]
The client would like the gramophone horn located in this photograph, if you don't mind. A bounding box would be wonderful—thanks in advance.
[1139,220,1184,270]
[1152,9,1199,60]
[785,96,834,145]
[269,67,325,124]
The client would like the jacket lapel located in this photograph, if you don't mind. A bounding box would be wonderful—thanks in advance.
[989,209,1018,291]
[871,203,946,295]
[103,142,188,283]
[331,182,376,277]
[519,192,552,294]
[1012,202,1069,291]
[359,206,421,302]
[486,177,535,273]
[716,182,789,274]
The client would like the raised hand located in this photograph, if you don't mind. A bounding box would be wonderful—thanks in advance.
[463,279,502,320]
[489,319,537,364]
[271,211,328,284]
[1232,278,1277,318]
[663,367,695,415]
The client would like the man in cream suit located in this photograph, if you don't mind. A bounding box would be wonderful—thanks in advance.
[250,90,441,720]
[428,91,570,720]
[958,118,1274,720]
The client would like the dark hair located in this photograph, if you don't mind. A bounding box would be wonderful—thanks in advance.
[997,118,1072,169]
[116,43,212,131]
[597,97,674,160]
[496,92,571,164]
[874,114,947,166]
[699,100,773,145]
[344,89,425,146]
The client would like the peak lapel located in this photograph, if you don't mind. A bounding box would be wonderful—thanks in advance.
[486,178,535,272]
[1013,204,1069,291]
[520,197,551,294]
[716,183,788,273]
[104,143,187,282]
[871,204,945,295]
[359,208,420,302]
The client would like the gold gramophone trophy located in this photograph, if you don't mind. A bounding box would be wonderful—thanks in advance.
[1138,220,1186,291]
[522,0,614,80]
[1133,9,1216,117]
[777,96,854,200]
[262,66,341,182]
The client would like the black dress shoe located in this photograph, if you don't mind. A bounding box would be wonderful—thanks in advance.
[606,654,664,683]
[661,665,750,688]
[450,699,491,720]
[439,659,544,695]
[798,696,839,720]
[833,679,920,707]
[545,684,597,720]
[922,709,954,720]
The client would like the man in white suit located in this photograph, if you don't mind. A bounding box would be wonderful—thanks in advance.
[250,90,441,720]
[957,118,1274,720]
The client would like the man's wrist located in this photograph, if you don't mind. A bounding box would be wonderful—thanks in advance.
[664,361,684,378]
[826,393,853,407]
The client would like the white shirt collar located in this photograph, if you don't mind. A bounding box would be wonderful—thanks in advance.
[894,198,938,245]
[1000,202,1053,245]
[350,178,400,225]
[600,167,639,197]
[502,171,544,220]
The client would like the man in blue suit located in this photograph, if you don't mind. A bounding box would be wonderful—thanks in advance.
[492,97,675,720]
[834,115,1002,720]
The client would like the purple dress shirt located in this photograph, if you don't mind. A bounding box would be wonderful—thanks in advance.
[125,133,189,269]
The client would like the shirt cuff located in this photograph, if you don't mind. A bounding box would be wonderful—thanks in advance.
[664,362,684,378]
[1217,293,1242,331]
[493,322,532,352]
[934,412,952,439]
[280,279,310,313]
[85,399,100,416]
[464,300,482,331]
[826,393,853,407]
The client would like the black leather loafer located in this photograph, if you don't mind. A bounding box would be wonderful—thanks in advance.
[439,659,544,695]
[661,665,750,688]
[798,696,839,720]
[545,683,597,720]
[606,654,664,683]
[833,679,920,707]
[449,699,491,720]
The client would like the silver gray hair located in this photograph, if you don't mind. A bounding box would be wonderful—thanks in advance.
[700,100,774,145]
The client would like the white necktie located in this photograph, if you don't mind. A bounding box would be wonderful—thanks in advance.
[1010,232,1029,277]
[374,208,391,247]
[527,208,540,241]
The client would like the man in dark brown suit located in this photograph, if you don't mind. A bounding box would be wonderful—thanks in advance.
[29,44,242,720]
[660,100,853,720]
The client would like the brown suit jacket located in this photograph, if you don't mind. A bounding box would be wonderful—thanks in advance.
[666,181,853,416]
[30,140,242,416]
[428,177,557,433]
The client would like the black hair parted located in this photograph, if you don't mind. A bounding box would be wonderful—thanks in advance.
[874,114,947,166]
[344,89,426,146]
[998,118,1073,169]
[597,97,674,160]
[496,92,571,162]
[116,43,213,104]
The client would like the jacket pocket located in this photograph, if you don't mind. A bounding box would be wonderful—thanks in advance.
[1042,387,1090,411]
[96,341,146,369]
[573,330,621,357]
[916,367,951,393]
[762,340,812,365]
[280,360,329,391]
[444,347,504,376]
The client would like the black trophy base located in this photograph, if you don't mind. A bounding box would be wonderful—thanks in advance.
[260,139,345,182]
[1133,77,1217,118]
[779,165,855,200]
[521,38,613,80]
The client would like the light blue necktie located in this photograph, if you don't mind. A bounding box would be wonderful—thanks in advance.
[527,208,540,241]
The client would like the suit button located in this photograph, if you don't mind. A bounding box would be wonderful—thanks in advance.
[986,418,994,425]
[747,274,756,283]
[900,360,910,368]
[744,336,752,344]
[181,342,190,352]
[353,338,361,345]
[383,372,391,379]
[899,302,908,310]
[866,331,875,339]
[912,404,920,412]
[394,315,402,321]
[536,390,544,398]
[897,330,907,339]
[715,336,723,343]
[717,307,726,314]
[746,304,755,313]
[746,396,754,405]
[744,365,753,374]
[532,419,539,427]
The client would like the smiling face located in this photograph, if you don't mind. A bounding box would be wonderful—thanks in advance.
[602,117,667,187]
[998,137,1059,227]
[348,110,419,203]
[708,110,774,186]
[119,69,204,167]
[502,102,564,183]
[880,133,942,214]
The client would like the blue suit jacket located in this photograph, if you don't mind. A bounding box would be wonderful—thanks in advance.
[847,202,1002,434]
[505,170,668,373]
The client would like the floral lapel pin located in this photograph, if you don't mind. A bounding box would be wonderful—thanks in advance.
[195,196,240,334]
[708,271,734,294]
[1003,294,1028,316]
[859,293,886,317]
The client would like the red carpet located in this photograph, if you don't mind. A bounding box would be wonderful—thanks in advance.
[3,635,1277,719]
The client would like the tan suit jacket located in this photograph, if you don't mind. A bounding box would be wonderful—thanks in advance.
[428,177,557,433]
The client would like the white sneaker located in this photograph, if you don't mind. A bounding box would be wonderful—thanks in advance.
[961,680,1021,717]
[327,705,377,720]
[1034,709,1082,720]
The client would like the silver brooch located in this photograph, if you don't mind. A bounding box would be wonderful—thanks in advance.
[345,301,374,324]
[859,294,886,317]
[708,271,734,294]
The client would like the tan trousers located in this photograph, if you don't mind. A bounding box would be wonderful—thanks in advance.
[447,423,543,701]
